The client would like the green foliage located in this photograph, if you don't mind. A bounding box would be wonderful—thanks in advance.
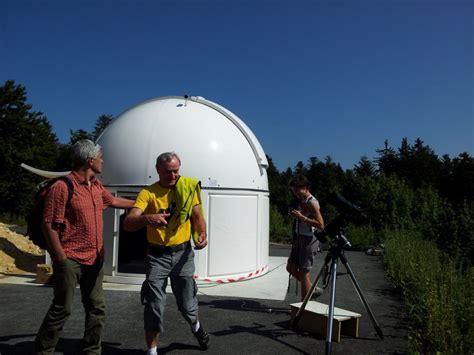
[0,80,59,217]
[353,156,376,177]
[69,128,93,144]
[436,201,474,266]
[56,114,115,171]
[92,114,113,140]
[376,137,442,189]
[383,230,473,353]
[269,204,291,244]
[0,213,26,225]
[377,138,474,205]
[54,143,73,171]
[349,174,415,231]
[344,224,378,250]
[306,155,344,202]
[341,173,474,266]
[440,152,474,204]
[68,114,114,144]
[267,155,293,216]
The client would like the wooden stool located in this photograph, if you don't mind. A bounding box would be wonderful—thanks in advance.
[36,263,53,284]
[290,301,362,342]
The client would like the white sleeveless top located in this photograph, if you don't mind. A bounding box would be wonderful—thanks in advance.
[297,195,320,237]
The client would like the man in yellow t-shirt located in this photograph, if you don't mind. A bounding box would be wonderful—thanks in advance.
[124,152,209,355]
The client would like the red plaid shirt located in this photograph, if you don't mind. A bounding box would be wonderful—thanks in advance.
[43,171,115,265]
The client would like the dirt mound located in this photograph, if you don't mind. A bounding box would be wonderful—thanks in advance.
[0,223,45,275]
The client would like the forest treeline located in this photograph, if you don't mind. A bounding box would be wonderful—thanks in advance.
[268,141,474,266]
[1,79,473,352]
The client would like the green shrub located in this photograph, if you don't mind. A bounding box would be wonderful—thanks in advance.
[344,224,378,250]
[269,205,292,244]
[0,214,26,226]
[383,230,473,354]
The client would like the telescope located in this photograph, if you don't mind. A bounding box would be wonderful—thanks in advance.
[327,193,366,218]
[314,193,366,248]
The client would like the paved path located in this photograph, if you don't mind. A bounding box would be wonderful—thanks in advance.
[0,246,408,354]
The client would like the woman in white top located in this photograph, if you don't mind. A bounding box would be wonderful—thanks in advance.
[287,175,325,301]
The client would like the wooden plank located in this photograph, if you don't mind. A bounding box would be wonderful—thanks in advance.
[36,263,53,284]
[290,301,362,342]
[341,317,359,337]
[290,306,341,341]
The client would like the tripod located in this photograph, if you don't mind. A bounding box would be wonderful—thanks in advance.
[290,231,384,355]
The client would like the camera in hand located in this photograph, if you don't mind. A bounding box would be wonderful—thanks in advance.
[314,193,366,249]
[159,201,176,224]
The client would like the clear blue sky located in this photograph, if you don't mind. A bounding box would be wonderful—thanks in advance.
[2,0,473,171]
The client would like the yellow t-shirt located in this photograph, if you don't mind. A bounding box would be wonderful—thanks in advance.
[134,182,200,246]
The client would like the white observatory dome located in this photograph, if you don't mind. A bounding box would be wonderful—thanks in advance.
[98,96,268,190]
[97,96,270,284]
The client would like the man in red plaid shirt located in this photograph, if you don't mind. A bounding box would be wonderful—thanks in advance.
[34,139,135,355]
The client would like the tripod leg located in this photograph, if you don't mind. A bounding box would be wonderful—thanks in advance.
[325,257,338,355]
[287,225,299,296]
[340,254,384,339]
[286,260,299,296]
[287,272,291,293]
[290,252,332,330]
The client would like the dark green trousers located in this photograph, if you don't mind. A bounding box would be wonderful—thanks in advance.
[34,259,105,355]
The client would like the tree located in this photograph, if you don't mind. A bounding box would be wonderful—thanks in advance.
[376,139,398,176]
[266,155,292,215]
[293,160,306,176]
[444,152,474,204]
[397,137,412,179]
[0,80,59,217]
[92,114,113,140]
[57,114,115,171]
[353,156,376,177]
[69,128,93,144]
[69,114,114,144]
[376,138,442,189]
[407,138,441,188]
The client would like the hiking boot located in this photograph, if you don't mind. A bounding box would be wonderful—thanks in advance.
[192,325,210,350]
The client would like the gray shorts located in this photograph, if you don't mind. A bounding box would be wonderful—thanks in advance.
[289,234,320,271]
[141,243,198,333]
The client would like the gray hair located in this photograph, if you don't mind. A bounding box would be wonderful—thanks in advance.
[156,152,181,168]
[71,139,102,169]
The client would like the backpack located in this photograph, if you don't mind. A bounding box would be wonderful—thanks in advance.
[25,176,74,249]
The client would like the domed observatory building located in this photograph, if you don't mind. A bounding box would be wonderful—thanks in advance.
[97,96,269,284]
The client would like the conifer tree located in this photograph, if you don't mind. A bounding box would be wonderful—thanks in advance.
[0,80,59,217]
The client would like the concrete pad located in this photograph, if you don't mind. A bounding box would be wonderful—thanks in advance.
[196,256,288,300]
[0,256,290,300]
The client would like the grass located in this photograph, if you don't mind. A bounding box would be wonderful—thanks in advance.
[0,214,26,226]
[382,229,473,354]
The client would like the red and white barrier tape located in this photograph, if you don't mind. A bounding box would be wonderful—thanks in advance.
[193,265,269,283]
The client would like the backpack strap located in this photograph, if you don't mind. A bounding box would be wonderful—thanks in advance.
[55,176,74,207]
